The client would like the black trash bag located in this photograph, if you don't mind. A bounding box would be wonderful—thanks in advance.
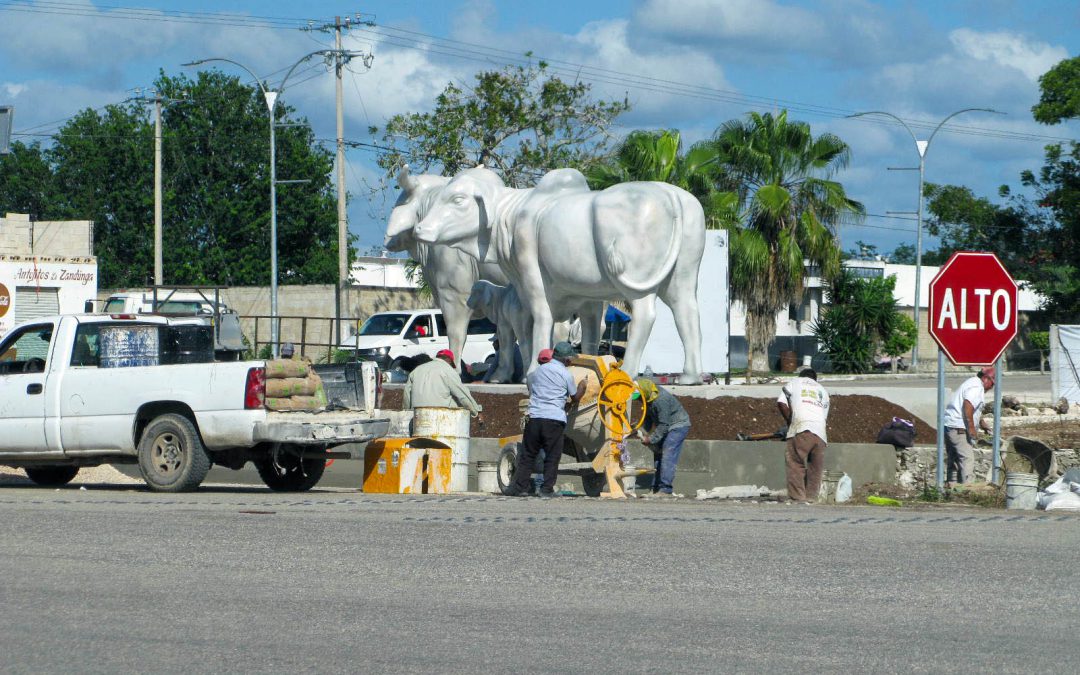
[876,417,916,448]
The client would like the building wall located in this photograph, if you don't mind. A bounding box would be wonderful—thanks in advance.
[0,213,94,257]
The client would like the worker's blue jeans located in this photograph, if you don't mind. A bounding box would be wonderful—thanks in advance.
[651,425,690,493]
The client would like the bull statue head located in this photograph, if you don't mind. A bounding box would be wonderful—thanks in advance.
[414,166,504,262]
[384,166,450,252]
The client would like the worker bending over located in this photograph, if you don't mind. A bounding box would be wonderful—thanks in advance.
[636,378,691,498]
[404,349,483,423]
[777,368,830,503]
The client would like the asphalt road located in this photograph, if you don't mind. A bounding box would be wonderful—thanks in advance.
[1,486,1076,674]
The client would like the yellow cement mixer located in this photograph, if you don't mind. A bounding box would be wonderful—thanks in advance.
[495,355,652,498]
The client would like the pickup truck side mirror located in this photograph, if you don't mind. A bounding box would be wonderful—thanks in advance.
[84,300,95,313]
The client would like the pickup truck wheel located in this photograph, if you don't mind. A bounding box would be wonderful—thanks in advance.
[138,414,211,492]
[24,466,79,487]
[254,446,326,492]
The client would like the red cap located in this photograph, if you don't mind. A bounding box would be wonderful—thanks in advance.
[537,349,553,364]
[436,349,455,363]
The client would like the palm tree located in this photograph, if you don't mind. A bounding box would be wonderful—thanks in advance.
[707,110,864,381]
[584,129,737,225]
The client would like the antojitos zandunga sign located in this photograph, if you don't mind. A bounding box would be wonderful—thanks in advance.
[928,251,1018,366]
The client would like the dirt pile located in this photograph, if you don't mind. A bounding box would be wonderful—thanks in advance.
[380,388,937,443]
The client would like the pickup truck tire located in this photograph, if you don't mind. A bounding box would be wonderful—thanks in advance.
[253,445,326,492]
[137,414,211,492]
[24,465,80,487]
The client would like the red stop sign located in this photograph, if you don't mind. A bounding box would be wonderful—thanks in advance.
[929,251,1018,366]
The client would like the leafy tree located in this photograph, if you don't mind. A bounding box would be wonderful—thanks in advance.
[158,71,340,287]
[1032,56,1080,125]
[889,243,916,264]
[705,110,864,380]
[2,71,344,288]
[49,103,156,286]
[812,270,906,373]
[371,60,629,188]
[881,314,918,371]
[923,182,1043,276]
[0,141,59,219]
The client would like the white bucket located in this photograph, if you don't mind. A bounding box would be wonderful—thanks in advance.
[412,407,472,493]
[477,461,498,494]
[1005,471,1039,510]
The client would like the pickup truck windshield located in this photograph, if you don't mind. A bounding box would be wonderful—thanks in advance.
[359,314,408,336]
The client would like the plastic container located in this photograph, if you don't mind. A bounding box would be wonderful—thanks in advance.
[476,461,498,494]
[1005,472,1039,510]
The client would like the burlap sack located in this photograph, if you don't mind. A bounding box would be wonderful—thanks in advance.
[265,371,319,398]
[265,358,309,379]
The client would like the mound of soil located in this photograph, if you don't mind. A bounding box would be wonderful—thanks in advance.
[380,388,936,443]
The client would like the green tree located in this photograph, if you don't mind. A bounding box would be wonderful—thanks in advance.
[1032,55,1080,124]
[706,110,864,380]
[371,60,629,188]
[49,102,155,286]
[18,70,344,288]
[923,182,1042,276]
[888,243,916,264]
[0,141,59,219]
[583,128,739,228]
[812,270,906,373]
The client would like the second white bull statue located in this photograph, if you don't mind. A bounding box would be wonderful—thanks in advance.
[414,166,706,384]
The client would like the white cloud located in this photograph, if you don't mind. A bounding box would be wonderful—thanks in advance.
[949,28,1068,81]
[636,0,826,48]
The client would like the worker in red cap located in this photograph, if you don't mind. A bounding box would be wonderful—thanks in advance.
[943,365,996,486]
[404,348,483,421]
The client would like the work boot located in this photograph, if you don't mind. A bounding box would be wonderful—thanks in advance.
[538,489,558,499]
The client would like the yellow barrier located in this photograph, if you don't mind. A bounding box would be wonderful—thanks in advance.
[362,437,453,494]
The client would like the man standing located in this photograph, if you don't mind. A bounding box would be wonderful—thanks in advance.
[943,366,995,486]
[777,368,830,503]
[404,349,483,422]
[636,378,691,498]
[506,341,586,498]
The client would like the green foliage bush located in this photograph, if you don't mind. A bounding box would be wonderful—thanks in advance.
[812,270,911,373]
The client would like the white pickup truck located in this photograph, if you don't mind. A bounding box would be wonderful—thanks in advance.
[0,313,389,492]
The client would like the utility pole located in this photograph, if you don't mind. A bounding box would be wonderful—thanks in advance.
[306,13,374,345]
[135,89,188,286]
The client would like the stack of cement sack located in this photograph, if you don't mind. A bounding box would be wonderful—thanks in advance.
[264,359,328,411]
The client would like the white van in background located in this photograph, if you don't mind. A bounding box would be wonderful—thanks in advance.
[340,309,496,371]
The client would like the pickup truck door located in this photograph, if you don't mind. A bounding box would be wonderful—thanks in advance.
[0,322,55,453]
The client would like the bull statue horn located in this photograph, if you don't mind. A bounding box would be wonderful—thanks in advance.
[397,165,418,193]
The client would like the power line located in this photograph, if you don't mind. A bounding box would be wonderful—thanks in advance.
[3,2,1073,147]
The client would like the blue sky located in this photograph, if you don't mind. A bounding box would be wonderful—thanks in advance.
[2,0,1078,257]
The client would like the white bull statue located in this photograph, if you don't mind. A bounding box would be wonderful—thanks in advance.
[414,166,705,383]
[383,168,510,374]
[386,166,604,381]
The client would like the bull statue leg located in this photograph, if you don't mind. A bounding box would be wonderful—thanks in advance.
[659,280,704,385]
[489,322,517,383]
[578,301,605,355]
[622,295,657,378]
[440,294,471,376]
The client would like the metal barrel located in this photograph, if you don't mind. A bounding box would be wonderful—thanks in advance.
[99,325,160,368]
[412,407,471,492]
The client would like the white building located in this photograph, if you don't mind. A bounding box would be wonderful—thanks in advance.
[0,213,97,337]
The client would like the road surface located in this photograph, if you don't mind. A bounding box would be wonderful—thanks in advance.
[0,486,1074,673]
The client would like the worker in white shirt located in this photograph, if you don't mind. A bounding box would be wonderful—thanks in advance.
[777,368,831,503]
[943,366,995,486]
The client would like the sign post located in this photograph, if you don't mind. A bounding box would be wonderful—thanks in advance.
[928,252,1018,489]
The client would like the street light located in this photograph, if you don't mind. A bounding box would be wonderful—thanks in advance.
[183,52,334,358]
[847,108,1002,372]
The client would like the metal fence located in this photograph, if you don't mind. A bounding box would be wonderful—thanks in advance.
[243,314,364,363]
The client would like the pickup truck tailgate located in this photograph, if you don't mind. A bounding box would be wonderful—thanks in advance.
[253,410,390,447]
